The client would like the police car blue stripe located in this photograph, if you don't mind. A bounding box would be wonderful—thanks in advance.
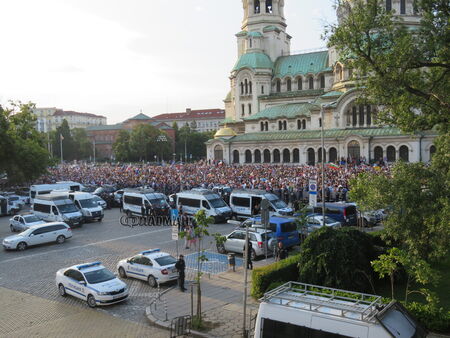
[65,287,86,297]
[86,285,99,292]
[126,270,147,277]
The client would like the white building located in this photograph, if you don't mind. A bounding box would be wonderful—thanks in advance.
[153,108,225,133]
[206,0,437,165]
[33,107,107,132]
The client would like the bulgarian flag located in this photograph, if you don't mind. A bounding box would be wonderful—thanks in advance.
[328,163,340,170]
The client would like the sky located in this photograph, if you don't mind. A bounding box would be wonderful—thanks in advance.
[0,0,337,124]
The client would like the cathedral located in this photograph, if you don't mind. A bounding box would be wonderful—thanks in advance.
[206,0,437,165]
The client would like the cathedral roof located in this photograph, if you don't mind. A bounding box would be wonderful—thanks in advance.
[126,113,153,121]
[273,51,330,78]
[233,52,273,72]
[244,103,317,121]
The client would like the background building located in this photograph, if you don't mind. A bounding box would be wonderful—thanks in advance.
[33,107,107,132]
[207,0,436,165]
[153,108,225,132]
[86,113,174,159]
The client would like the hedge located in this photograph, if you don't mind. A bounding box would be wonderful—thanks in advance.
[251,254,301,299]
[405,302,450,333]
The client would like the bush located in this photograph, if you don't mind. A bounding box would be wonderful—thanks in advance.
[405,302,450,333]
[251,255,301,299]
[298,227,377,292]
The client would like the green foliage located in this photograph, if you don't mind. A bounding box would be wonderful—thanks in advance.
[298,227,377,293]
[0,102,50,184]
[112,130,131,162]
[405,302,450,332]
[175,125,215,161]
[251,254,301,299]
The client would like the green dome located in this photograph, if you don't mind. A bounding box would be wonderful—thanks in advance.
[232,52,273,72]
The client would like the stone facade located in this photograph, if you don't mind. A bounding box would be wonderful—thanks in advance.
[153,108,225,132]
[33,107,107,132]
[207,0,437,165]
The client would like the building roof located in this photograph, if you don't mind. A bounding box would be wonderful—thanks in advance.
[247,31,263,38]
[321,91,344,98]
[214,127,237,139]
[233,52,273,72]
[273,51,330,78]
[86,124,124,131]
[53,110,106,119]
[126,113,153,121]
[263,25,282,33]
[244,103,317,121]
[259,89,325,100]
[153,109,224,121]
[222,127,412,143]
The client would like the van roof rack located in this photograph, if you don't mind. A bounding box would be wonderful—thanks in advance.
[261,282,383,323]
[34,195,71,201]
[232,189,268,195]
[183,189,218,196]
[123,188,155,194]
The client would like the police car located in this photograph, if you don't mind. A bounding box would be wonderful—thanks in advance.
[117,249,178,287]
[55,262,128,308]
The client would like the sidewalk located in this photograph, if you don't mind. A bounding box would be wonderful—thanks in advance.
[146,261,271,338]
[0,286,166,338]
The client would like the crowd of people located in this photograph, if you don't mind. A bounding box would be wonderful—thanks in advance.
[38,161,391,207]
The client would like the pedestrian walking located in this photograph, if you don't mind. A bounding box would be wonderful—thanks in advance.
[275,241,288,261]
[175,254,187,292]
[245,238,253,270]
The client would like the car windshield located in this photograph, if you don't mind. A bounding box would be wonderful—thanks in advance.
[83,268,116,284]
[270,199,288,209]
[92,196,102,202]
[260,232,273,241]
[57,203,79,214]
[324,216,337,224]
[19,228,32,236]
[23,215,41,223]
[154,255,177,266]
[79,198,98,208]
[209,198,226,208]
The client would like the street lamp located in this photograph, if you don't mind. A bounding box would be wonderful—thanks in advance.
[156,134,167,164]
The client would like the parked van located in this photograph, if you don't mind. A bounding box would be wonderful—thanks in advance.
[52,191,104,222]
[2,222,72,251]
[229,190,293,219]
[306,202,357,227]
[33,195,84,227]
[122,189,170,217]
[255,282,426,338]
[30,182,84,203]
[245,216,300,248]
[174,189,232,223]
[0,195,15,216]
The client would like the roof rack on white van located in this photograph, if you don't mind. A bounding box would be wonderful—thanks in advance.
[261,282,383,323]
[184,189,217,196]
[232,189,268,195]
[123,188,155,194]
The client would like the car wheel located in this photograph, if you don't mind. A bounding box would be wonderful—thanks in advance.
[118,267,127,278]
[10,225,15,232]
[87,294,97,308]
[98,217,103,222]
[217,243,226,254]
[148,275,157,288]
[17,242,27,251]
[58,284,67,297]
[56,235,66,244]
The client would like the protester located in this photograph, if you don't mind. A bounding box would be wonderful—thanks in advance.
[275,241,288,262]
[245,238,253,270]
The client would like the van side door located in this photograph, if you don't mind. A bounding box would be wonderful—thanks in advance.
[202,200,212,216]
[51,206,59,221]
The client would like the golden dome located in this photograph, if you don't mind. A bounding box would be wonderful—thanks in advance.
[214,127,237,139]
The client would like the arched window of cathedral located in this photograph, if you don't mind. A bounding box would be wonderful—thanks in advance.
[254,150,261,163]
[265,121,269,131]
[241,104,245,117]
[399,145,409,162]
[320,75,325,89]
[276,79,281,93]
[430,145,436,160]
[319,118,322,128]
[387,146,396,162]
[283,121,287,130]
[260,122,264,131]
[240,82,244,95]
[278,121,283,130]
[254,0,260,14]
[244,79,248,94]
[352,106,357,126]
[359,105,365,126]
[287,78,292,92]
[400,0,406,14]
[261,85,264,94]
[386,0,392,11]
[366,105,372,126]
[297,77,303,90]
[297,120,301,130]
[308,76,314,90]
[249,39,252,48]
[249,81,253,94]
[266,0,273,13]
[248,104,252,115]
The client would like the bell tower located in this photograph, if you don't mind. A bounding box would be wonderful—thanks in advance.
[242,0,286,31]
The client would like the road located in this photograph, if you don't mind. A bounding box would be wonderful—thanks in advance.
[0,208,234,335]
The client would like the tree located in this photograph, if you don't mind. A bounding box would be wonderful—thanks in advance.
[112,130,131,162]
[52,119,75,161]
[175,126,215,161]
[0,102,50,184]
[298,227,377,293]
[72,128,92,160]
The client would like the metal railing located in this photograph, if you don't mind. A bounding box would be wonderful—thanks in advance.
[261,282,383,323]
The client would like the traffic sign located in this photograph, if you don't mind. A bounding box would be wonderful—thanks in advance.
[171,225,179,240]
[309,179,317,207]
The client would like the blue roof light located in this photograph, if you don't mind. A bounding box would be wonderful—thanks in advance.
[141,249,160,255]
[77,262,102,270]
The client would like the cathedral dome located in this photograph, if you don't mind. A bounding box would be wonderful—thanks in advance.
[214,127,237,139]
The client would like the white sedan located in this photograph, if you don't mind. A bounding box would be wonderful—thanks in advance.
[9,214,45,232]
[117,249,178,287]
[56,262,128,307]
[305,215,342,233]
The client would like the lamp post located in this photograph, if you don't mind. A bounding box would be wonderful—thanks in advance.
[320,105,326,227]
[156,134,168,164]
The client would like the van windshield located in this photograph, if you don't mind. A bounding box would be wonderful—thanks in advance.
[148,198,167,208]
[58,203,79,214]
[79,198,98,209]
[270,199,288,209]
[209,198,227,208]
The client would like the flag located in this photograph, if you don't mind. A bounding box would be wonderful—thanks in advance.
[328,163,339,170]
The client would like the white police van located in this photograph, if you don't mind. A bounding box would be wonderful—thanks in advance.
[56,261,128,308]
[255,282,426,338]
[122,188,170,216]
[30,181,84,203]
[174,189,232,223]
[229,189,293,220]
[117,249,178,287]
[33,194,84,227]
[52,191,104,222]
